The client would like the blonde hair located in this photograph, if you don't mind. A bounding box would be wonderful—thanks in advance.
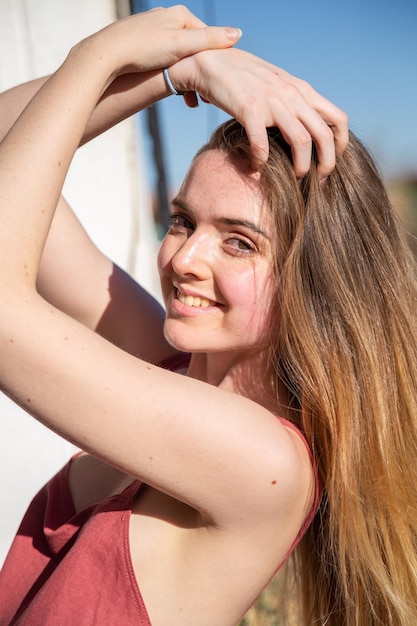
[199,120,417,625]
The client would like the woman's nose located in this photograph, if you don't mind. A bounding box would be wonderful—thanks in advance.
[171,233,212,279]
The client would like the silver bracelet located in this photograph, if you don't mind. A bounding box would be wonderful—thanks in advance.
[163,67,186,96]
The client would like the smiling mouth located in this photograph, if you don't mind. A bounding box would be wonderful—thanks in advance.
[176,289,216,308]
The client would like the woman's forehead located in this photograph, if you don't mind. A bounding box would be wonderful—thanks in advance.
[176,153,274,239]
[180,151,264,207]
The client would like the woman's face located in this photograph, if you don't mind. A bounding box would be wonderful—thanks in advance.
[157,150,275,357]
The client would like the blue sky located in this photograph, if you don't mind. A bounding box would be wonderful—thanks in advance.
[135,0,417,191]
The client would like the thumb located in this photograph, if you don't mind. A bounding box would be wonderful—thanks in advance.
[179,26,242,56]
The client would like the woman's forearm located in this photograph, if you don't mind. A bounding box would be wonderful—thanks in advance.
[81,70,168,144]
[0,70,168,147]
[0,8,244,297]
[0,38,123,290]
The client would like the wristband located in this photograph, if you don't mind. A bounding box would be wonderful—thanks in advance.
[163,67,186,96]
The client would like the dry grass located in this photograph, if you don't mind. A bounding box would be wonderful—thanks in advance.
[239,570,299,626]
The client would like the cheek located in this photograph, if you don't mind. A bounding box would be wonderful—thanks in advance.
[157,236,178,285]
[157,237,169,277]
[226,271,257,308]
[224,267,273,334]
[157,239,174,306]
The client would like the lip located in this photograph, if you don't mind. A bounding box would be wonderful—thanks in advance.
[170,284,220,317]
[174,283,218,305]
[171,298,216,317]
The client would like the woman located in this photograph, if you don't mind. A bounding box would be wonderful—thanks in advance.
[0,5,415,625]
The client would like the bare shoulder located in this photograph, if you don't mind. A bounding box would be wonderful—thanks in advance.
[209,417,316,616]
[225,408,316,533]
[127,415,316,626]
[247,414,316,545]
[65,412,316,625]
[278,418,317,517]
[203,415,316,601]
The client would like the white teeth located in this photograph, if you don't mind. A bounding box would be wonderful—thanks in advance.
[177,290,215,308]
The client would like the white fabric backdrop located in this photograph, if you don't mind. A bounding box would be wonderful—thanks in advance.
[0,0,160,565]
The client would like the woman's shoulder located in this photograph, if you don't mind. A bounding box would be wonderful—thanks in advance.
[126,413,318,625]
[258,413,318,539]
[275,416,321,546]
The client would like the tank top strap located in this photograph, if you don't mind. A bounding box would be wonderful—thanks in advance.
[278,416,311,459]
[277,415,321,514]
[119,479,145,501]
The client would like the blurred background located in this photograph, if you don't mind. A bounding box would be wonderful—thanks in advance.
[0,0,416,600]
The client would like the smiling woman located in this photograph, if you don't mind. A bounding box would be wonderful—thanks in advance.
[0,5,416,626]
[158,149,275,360]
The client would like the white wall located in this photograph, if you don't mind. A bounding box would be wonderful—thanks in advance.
[0,0,160,565]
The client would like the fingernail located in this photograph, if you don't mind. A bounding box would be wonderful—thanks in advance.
[227,27,242,40]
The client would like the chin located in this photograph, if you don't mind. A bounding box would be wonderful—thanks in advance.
[163,322,201,353]
[163,321,225,354]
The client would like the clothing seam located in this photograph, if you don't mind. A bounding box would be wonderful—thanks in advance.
[121,488,152,626]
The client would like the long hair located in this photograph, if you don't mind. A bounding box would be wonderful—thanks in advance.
[198,120,417,625]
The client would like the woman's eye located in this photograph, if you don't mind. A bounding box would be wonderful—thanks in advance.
[168,214,194,230]
[227,237,256,254]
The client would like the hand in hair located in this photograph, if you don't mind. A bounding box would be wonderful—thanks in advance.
[168,47,349,179]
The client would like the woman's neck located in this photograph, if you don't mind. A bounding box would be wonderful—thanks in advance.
[186,351,295,422]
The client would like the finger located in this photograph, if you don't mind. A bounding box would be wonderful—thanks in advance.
[328,110,349,155]
[291,106,338,179]
[270,92,342,178]
[263,100,314,177]
[280,73,349,155]
[303,94,349,157]
[183,91,199,108]
[283,125,313,180]
[311,123,337,181]
[238,114,270,165]
[172,26,243,59]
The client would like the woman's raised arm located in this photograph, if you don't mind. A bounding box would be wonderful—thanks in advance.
[0,9,242,361]
[0,7,333,526]
[37,196,177,364]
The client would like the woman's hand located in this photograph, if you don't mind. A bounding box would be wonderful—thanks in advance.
[70,5,346,180]
[82,5,242,81]
[168,47,348,180]
[83,6,347,180]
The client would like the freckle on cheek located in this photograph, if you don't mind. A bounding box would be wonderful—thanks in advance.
[271,480,277,485]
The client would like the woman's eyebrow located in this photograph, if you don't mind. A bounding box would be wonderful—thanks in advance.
[171,197,189,209]
[171,198,270,240]
[218,218,271,240]
[171,197,194,216]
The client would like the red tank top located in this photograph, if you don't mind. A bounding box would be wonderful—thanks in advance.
[0,355,321,624]
[0,462,150,625]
